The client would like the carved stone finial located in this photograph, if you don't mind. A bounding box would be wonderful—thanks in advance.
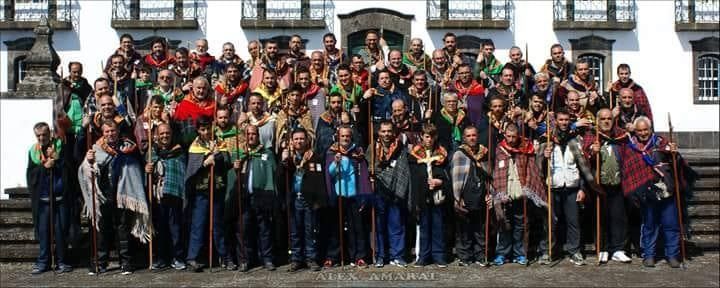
[15,15,61,97]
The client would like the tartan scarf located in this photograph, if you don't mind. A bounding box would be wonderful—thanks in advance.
[29,138,62,165]
[152,144,186,199]
[611,78,637,92]
[542,58,570,80]
[628,134,661,166]
[376,139,401,163]
[440,108,465,143]
[492,139,547,207]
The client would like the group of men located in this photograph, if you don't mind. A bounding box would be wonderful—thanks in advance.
[27,31,696,276]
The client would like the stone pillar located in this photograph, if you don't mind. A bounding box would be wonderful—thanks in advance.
[13,16,60,99]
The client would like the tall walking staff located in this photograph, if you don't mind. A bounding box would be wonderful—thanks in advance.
[49,142,56,274]
[87,124,99,276]
[336,126,345,268]
[668,113,687,267]
[284,121,293,261]
[594,125,601,265]
[235,124,245,270]
[146,122,154,270]
[208,100,217,272]
[368,92,377,265]
[484,117,492,265]
[521,44,529,265]
[545,106,553,262]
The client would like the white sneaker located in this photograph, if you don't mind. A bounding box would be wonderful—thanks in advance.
[599,251,609,263]
[612,251,632,263]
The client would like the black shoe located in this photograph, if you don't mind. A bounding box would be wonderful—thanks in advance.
[457,260,470,267]
[668,258,681,268]
[264,262,276,271]
[289,261,303,272]
[307,261,321,271]
[55,264,73,274]
[120,265,133,275]
[151,262,168,270]
[31,264,48,275]
[238,262,249,272]
[642,258,655,268]
[223,259,238,271]
[87,264,107,275]
[187,260,204,272]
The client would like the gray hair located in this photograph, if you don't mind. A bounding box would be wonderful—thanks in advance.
[411,38,423,45]
[534,72,549,82]
[633,116,653,130]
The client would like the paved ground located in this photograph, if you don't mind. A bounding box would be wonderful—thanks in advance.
[1,254,718,287]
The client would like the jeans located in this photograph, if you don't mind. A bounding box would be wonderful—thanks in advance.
[152,195,184,264]
[496,199,525,258]
[374,197,406,263]
[289,195,318,263]
[640,197,680,259]
[455,209,485,262]
[236,194,274,264]
[36,200,68,267]
[418,206,445,263]
[187,192,228,262]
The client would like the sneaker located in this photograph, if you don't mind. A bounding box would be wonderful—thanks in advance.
[151,261,168,270]
[87,264,107,275]
[171,259,186,270]
[513,256,528,265]
[289,261,303,272]
[355,259,368,268]
[186,260,204,272]
[599,251,609,263]
[413,260,428,267]
[390,259,407,268]
[668,258,681,268]
[31,264,48,275]
[538,254,551,265]
[611,251,631,263]
[120,265,133,275]
[223,259,238,271]
[307,261,321,271]
[264,262,276,271]
[474,260,488,267]
[457,260,470,267]
[55,264,72,274]
[642,258,655,268]
[493,255,506,266]
[436,261,448,268]
[238,262,249,272]
[569,253,585,266]
[323,259,336,269]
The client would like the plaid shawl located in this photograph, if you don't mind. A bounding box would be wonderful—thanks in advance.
[611,79,653,121]
[451,144,488,200]
[151,144,186,200]
[78,137,153,243]
[373,140,411,203]
[492,139,547,208]
[580,128,629,160]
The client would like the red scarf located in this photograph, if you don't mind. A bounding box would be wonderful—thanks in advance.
[499,138,534,155]
[376,140,400,162]
[454,80,484,99]
[214,81,249,103]
[303,83,321,101]
[144,53,175,68]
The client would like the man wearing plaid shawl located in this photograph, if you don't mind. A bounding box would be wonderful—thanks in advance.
[450,126,491,266]
[492,124,547,266]
[144,123,187,270]
[620,117,696,268]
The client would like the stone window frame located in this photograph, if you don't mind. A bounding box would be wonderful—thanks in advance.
[259,35,310,59]
[426,0,511,29]
[690,37,720,105]
[569,35,615,93]
[240,0,326,29]
[0,0,72,30]
[553,0,637,31]
[3,37,35,91]
[110,0,199,30]
[338,8,414,57]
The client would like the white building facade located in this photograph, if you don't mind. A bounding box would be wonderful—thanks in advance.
[0,0,718,191]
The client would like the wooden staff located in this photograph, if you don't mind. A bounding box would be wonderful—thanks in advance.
[208,105,216,272]
[49,152,56,273]
[546,107,553,262]
[369,101,376,265]
[87,125,99,276]
[336,129,345,268]
[146,122,154,270]
[235,124,245,267]
[668,113,687,265]
[595,125,601,265]
[284,122,292,260]
[521,44,529,264]
[485,119,492,265]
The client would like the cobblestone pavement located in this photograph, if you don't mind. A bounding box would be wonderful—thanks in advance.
[2,254,718,287]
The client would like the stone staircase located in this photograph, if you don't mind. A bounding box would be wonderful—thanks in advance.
[1,150,718,262]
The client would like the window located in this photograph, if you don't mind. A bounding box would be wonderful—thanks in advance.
[110,0,199,29]
[690,37,720,104]
[697,55,719,103]
[426,0,510,29]
[0,0,72,30]
[15,57,28,84]
[553,0,636,30]
[241,0,328,29]
[675,0,719,31]
[578,53,604,93]
[347,29,404,56]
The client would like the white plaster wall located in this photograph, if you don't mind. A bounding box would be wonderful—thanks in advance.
[0,0,717,133]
